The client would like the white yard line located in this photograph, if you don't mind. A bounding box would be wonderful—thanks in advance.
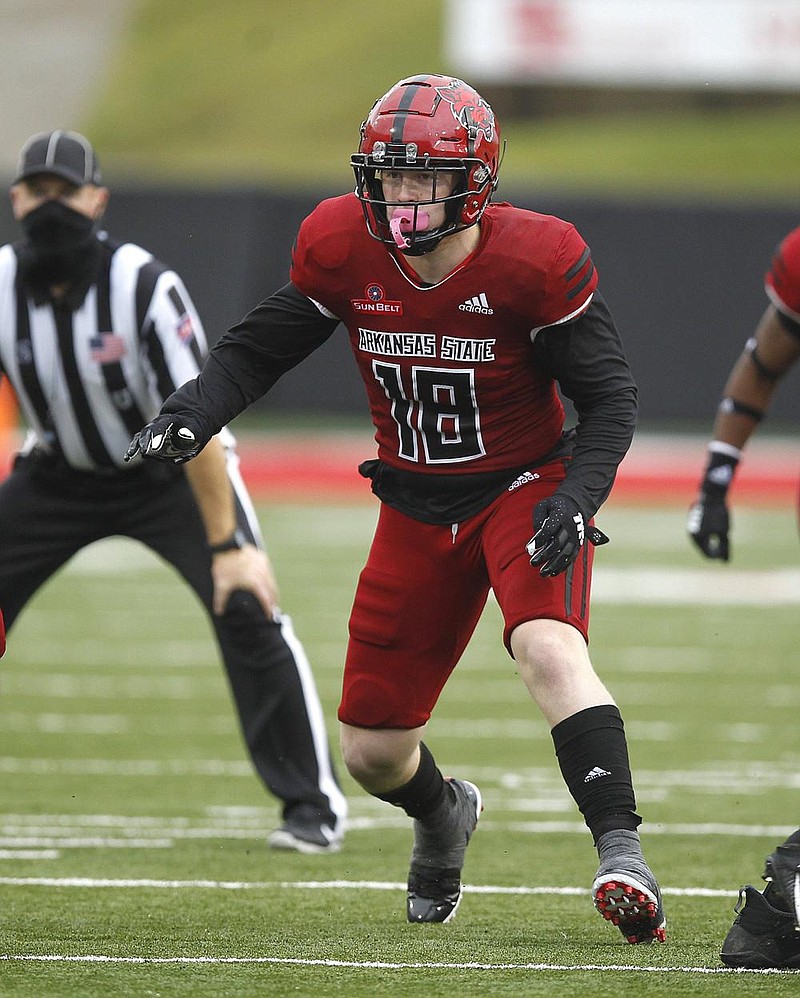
[0,850,58,859]
[0,952,792,975]
[592,567,800,604]
[0,875,737,897]
[55,536,800,605]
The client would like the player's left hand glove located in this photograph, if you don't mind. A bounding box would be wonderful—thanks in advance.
[526,494,609,578]
[687,447,739,561]
[124,415,201,464]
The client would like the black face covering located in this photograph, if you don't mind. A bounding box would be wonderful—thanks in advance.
[18,199,100,302]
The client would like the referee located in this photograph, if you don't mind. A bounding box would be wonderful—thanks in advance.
[0,130,347,853]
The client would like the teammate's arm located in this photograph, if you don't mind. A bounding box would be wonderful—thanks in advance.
[709,305,800,450]
[688,305,800,560]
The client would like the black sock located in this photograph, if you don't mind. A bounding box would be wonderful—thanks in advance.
[374,742,447,819]
[551,704,642,843]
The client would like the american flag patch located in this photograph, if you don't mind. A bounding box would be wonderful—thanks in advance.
[89,333,127,364]
[177,314,194,343]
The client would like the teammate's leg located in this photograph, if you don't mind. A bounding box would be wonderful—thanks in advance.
[721,828,800,968]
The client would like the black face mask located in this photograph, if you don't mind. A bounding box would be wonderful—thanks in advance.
[21,199,97,257]
[18,199,100,297]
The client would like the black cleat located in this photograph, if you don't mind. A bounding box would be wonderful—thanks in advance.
[407,867,463,924]
[592,866,667,943]
[764,840,800,927]
[406,778,482,924]
[721,884,800,968]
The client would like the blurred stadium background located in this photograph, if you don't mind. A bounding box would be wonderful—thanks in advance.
[1,0,799,448]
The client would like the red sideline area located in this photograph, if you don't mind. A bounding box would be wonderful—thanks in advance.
[0,431,793,505]
[233,431,798,506]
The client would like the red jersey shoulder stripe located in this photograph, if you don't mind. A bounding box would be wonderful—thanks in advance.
[564,246,595,302]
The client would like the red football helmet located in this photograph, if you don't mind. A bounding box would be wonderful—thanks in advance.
[351,74,502,255]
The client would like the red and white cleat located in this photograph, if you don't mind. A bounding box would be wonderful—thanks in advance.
[592,873,667,943]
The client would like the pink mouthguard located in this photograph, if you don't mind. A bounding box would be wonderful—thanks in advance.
[389,208,430,249]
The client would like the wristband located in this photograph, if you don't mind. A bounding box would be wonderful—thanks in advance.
[702,444,740,495]
[708,441,742,462]
[209,528,247,554]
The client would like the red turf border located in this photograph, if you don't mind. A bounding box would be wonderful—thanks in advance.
[234,436,798,506]
[0,433,793,506]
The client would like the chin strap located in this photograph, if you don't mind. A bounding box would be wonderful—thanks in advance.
[389,208,430,249]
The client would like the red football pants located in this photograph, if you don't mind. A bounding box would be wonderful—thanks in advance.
[339,460,595,729]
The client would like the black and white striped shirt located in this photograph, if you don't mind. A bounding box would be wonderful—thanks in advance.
[0,232,210,471]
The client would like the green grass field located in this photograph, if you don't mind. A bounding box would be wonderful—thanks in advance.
[1,494,800,996]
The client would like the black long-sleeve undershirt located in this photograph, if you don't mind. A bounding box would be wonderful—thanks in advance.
[162,282,338,443]
[532,292,638,517]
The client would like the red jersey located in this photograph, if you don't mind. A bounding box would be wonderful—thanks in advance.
[765,225,800,321]
[290,194,598,476]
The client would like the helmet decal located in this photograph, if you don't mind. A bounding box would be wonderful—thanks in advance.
[435,79,496,147]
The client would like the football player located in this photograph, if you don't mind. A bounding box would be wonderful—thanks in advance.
[689,226,800,968]
[128,74,665,941]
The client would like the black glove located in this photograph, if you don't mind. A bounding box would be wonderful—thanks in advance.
[526,494,609,578]
[124,415,200,464]
[687,448,739,561]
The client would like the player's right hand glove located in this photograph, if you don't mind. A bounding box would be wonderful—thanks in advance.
[526,494,609,578]
[124,415,200,464]
[687,447,740,561]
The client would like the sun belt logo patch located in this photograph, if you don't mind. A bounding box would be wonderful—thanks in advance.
[351,282,403,315]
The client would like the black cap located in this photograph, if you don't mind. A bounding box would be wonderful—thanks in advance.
[14,130,102,187]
